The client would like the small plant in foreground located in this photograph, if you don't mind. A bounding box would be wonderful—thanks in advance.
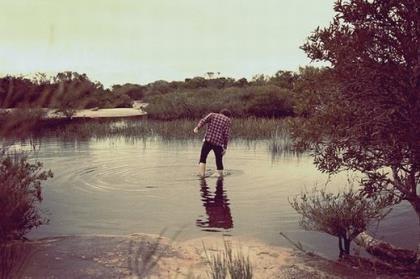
[289,183,391,257]
[203,240,253,279]
[0,242,33,279]
[0,151,53,242]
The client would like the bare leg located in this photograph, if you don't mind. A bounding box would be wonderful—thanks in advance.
[198,163,206,177]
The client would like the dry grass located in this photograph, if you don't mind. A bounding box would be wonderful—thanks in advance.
[203,240,253,279]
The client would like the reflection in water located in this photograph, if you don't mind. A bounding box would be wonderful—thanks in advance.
[196,177,233,231]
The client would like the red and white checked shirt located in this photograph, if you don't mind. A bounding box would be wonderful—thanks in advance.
[197,113,232,149]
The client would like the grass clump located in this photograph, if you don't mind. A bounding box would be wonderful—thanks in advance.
[0,242,33,279]
[204,240,253,279]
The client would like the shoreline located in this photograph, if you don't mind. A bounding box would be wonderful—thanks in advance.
[3,234,400,278]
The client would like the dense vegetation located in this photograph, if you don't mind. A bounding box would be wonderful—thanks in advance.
[144,85,294,119]
[290,0,420,264]
[0,68,330,120]
[0,72,133,110]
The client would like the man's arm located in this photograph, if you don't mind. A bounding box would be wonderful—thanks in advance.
[222,121,231,150]
[194,113,213,133]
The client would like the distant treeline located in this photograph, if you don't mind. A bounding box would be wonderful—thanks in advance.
[0,72,134,110]
[0,67,334,119]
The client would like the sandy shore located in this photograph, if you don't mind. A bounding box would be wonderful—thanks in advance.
[0,101,148,119]
[2,234,400,279]
[47,107,147,118]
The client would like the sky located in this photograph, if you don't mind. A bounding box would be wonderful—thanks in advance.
[0,0,335,87]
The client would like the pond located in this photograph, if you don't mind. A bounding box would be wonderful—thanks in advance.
[26,136,417,259]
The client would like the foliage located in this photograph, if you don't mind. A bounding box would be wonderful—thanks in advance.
[0,109,46,138]
[0,72,132,111]
[292,0,420,223]
[290,185,391,257]
[292,66,339,118]
[144,85,295,120]
[112,83,145,100]
[0,67,323,120]
[0,152,53,242]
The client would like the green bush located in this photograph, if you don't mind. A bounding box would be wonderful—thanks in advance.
[144,85,295,120]
[0,152,53,242]
[289,184,390,257]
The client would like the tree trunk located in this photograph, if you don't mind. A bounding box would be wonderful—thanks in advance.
[407,197,420,265]
[354,231,417,265]
[338,236,344,258]
[343,237,351,255]
[416,205,420,266]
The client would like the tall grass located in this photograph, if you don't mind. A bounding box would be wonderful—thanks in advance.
[203,240,253,279]
[0,242,33,279]
[1,117,298,158]
[2,117,289,140]
[128,237,165,278]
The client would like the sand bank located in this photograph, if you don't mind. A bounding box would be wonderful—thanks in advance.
[0,102,148,119]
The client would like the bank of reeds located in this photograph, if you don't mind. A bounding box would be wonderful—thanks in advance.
[3,117,288,140]
[1,116,297,157]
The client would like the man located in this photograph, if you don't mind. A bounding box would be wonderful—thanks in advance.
[193,109,232,177]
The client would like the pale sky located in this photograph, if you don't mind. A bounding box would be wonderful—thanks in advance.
[0,0,335,87]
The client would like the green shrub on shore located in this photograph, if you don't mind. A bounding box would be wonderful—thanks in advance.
[290,185,391,258]
[144,85,295,120]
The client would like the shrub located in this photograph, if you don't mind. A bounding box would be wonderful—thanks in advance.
[144,85,295,120]
[289,184,391,257]
[0,152,53,242]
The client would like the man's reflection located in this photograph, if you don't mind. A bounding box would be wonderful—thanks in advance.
[196,177,233,231]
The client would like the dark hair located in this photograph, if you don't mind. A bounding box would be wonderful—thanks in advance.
[220,109,232,118]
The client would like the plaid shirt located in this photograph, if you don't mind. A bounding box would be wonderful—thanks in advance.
[197,113,231,149]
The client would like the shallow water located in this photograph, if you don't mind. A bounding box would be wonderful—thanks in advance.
[27,137,417,259]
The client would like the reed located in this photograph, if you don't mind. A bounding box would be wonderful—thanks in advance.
[203,240,253,279]
[7,118,289,140]
[2,117,298,158]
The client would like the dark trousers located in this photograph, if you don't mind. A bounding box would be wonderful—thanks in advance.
[199,141,224,170]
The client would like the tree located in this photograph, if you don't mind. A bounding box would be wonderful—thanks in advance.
[269,70,298,90]
[291,0,419,258]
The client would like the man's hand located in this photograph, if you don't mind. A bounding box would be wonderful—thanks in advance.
[193,127,199,134]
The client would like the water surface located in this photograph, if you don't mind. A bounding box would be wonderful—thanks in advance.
[27,137,417,259]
